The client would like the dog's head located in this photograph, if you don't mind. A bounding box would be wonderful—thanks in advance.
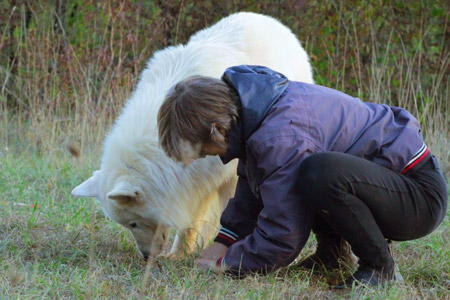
[71,168,171,259]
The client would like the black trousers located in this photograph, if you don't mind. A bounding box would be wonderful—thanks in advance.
[298,152,448,268]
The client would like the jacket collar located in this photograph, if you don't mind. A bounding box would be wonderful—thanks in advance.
[220,118,245,164]
[219,65,289,163]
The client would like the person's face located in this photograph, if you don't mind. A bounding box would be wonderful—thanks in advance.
[199,123,228,158]
[199,140,228,157]
[177,123,228,166]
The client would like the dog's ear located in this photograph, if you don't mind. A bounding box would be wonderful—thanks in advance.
[71,170,100,198]
[107,181,141,205]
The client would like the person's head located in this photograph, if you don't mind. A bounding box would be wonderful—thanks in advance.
[158,75,240,165]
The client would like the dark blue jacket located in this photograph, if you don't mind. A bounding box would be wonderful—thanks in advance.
[215,65,430,275]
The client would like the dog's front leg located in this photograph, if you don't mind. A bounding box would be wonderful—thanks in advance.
[168,189,220,258]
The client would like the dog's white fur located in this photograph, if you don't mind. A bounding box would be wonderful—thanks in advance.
[71,12,314,258]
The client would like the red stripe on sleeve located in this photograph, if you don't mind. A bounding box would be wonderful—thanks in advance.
[402,149,429,174]
[217,233,235,244]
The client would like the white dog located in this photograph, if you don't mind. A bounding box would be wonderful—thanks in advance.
[71,12,313,259]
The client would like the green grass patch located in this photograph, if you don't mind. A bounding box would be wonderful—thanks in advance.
[0,151,448,299]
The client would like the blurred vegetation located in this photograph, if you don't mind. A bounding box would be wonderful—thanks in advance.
[0,0,448,168]
[1,0,448,107]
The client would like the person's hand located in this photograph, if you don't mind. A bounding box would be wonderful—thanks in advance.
[197,242,229,274]
[197,257,228,274]
[199,242,228,261]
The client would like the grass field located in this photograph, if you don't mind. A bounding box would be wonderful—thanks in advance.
[0,151,448,299]
[1,1,449,299]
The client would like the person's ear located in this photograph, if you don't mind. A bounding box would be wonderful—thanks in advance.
[211,123,226,143]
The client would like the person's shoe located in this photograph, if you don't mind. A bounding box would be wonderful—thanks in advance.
[334,259,395,289]
[296,237,355,271]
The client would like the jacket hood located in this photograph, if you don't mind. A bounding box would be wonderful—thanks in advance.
[221,65,289,140]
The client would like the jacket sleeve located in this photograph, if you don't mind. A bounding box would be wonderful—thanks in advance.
[223,136,315,276]
[214,161,263,247]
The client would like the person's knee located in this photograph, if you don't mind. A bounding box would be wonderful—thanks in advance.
[298,153,343,204]
[299,153,335,184]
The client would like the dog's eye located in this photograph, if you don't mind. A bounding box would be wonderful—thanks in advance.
[130,223,137,228]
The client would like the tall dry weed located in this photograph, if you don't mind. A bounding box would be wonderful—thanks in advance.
[0,1,448,175]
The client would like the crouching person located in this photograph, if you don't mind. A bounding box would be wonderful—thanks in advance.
[157,65,448,288]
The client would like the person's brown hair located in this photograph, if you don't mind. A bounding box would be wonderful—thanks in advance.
[158,75,240,161]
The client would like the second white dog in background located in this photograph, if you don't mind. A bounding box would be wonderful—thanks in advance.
[71,12,314,259]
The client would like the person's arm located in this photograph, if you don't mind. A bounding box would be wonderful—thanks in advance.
[222,136,316,276]
[213,161,263,247]
[198,161,263,263]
